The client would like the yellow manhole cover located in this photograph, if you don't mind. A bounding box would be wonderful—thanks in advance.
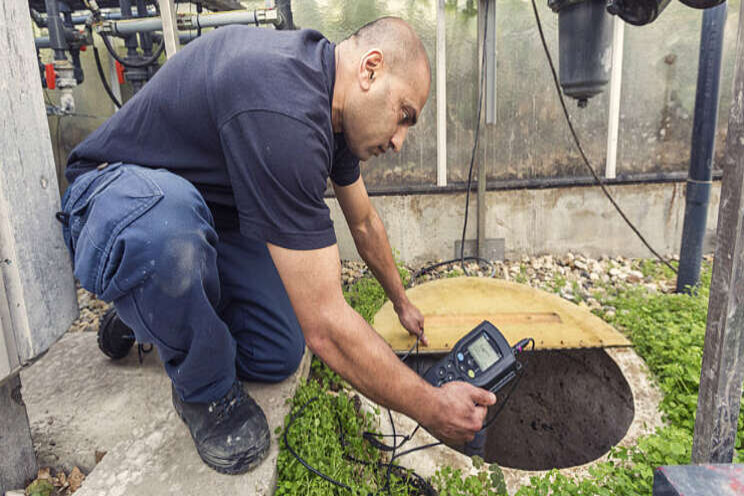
[374,277,630,352]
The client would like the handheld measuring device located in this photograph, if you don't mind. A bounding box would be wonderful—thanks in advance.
[423,320,528,394]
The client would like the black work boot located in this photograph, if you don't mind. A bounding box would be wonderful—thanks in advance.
[172,380,270,474]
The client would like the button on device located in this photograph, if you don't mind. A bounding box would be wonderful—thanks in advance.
[438,367,446,377]
[457,352,464,361]
[467,369,475,379]
[446,373,455,382]
[446,361,454,370]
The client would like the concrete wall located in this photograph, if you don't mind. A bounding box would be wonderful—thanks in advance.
[328,180,721,263]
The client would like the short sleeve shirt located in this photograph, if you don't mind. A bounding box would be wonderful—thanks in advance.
[66,26,360,249]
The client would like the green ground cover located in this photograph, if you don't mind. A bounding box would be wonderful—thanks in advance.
[276,259,743,495]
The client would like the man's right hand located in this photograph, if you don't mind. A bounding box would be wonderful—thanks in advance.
[422,382,497,445]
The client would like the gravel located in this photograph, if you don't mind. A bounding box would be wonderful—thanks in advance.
[69,253,706,334]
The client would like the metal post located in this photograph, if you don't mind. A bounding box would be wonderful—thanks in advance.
[477,0,494,259]
[691,0,744,464]
[676,3,727,293]
[158,0,180,58]
[107,50,123,112]
[436,0,447,187]
[605,16,624,179]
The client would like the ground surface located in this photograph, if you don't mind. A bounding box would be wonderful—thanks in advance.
[17,252,686,495]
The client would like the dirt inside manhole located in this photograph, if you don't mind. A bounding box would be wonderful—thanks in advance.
[484,349,634,470]
[407,348,634,471]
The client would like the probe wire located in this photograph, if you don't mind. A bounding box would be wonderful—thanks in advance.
[529,0,677,274]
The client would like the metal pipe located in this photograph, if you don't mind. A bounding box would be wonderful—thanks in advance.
[77,8,156,24]
[119,0,139,55]
[104,9,280,36]
[676,2,727,293]
[44,0,68,60]
[110,17,163,35]
[136,0,153,56]
[436,0,447,187]
[34,28,85,49]
[324,170,723,198]
[191,11,259,28]
[605,16,624,179]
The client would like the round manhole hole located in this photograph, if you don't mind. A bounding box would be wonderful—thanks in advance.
[483,348,634,470]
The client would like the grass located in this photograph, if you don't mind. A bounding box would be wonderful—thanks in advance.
[277,257,743,495]
[516,258,744,495]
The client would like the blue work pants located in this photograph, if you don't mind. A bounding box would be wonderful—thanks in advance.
[59,163,305,403]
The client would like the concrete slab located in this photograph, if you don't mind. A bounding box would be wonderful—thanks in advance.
[22,333,172,473]
[20,332,311,495]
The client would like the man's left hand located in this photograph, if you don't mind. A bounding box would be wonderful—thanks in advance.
[395,300,428,346]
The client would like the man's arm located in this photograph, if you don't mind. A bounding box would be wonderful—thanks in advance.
[333,177,427,344]
[267,242,496,445]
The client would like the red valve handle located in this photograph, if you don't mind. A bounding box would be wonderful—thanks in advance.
[45,64,56,89]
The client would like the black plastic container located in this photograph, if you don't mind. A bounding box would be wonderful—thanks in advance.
[548,0,613,107]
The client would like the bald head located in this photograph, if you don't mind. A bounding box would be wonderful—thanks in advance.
[332,17,431,161]
[343,16,431,82]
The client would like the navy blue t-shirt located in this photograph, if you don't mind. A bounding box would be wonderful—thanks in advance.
[66,26,360,250]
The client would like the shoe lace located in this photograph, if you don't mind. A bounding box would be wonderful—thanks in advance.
[209,382,246,422]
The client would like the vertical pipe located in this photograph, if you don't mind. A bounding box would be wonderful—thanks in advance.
[44,0,67,61]
[119,0,139,57]
[437,0,447,187]
[484,0,497,124]
[137,0,154,55]
[676,3,727,293]
[605,16,624,179]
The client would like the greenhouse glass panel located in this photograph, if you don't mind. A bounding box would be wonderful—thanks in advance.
[293,0,438,189]
[617,0,739,176]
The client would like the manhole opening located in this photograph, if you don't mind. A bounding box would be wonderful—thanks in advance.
[408,348,634,471]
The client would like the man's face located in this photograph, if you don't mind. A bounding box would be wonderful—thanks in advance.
[343,56,430,161]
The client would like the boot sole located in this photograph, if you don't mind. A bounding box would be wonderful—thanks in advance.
[173,394,271,475]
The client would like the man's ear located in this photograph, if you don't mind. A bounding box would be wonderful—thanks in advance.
[359,49,383,91]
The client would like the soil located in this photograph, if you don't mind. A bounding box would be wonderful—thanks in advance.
[483,349,635,470]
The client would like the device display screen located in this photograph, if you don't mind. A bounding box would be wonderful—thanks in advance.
[468,335,502,370]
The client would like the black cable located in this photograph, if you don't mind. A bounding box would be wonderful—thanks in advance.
[459,0,490,274]
[529,0,677,274]
[411,256,496,286]
[93,44,122,108]
[409,0,495,286]
[287,337,528,493]
[482,338,534,429]
[100,31,164,69]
